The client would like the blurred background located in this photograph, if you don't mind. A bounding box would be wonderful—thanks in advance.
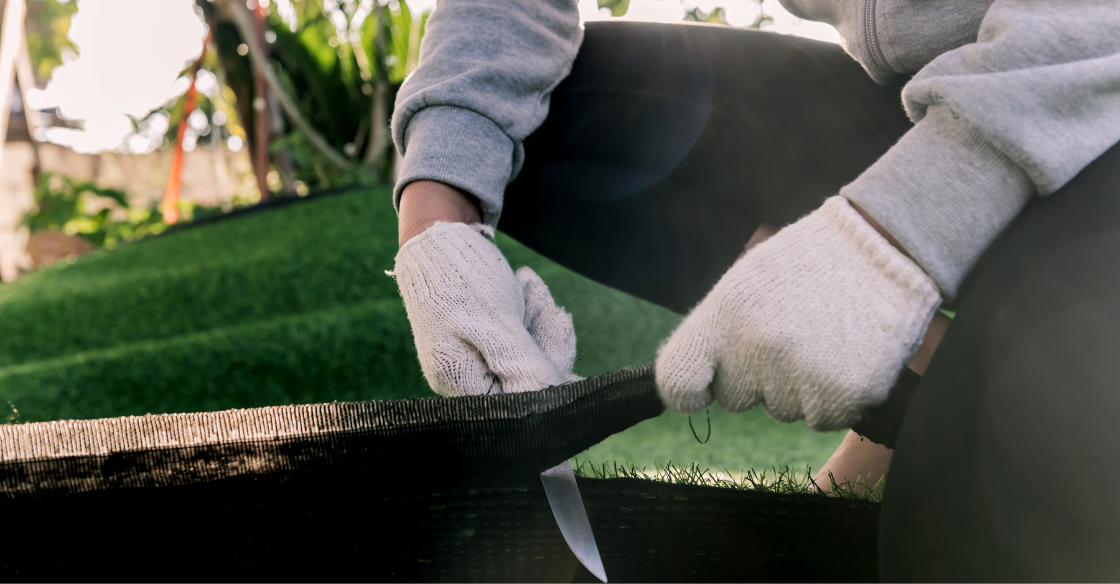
[0,0,837,278]
[0,0,844,476]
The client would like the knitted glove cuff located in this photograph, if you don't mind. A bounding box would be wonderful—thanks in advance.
[797,197,943,409]
[818,197,942,316]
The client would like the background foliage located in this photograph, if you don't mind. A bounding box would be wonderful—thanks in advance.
[191,0,429,193]
[25,0,79,82]
[22,173,167,248]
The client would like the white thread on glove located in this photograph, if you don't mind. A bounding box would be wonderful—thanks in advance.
[392,221,581,396]
[655,196,940,431]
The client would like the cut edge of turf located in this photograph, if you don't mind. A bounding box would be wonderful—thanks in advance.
[572,458,885,502]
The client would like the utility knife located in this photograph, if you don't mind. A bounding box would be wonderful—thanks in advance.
[541,460,608,582]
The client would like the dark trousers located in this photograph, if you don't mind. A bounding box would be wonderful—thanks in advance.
[500,21,1120,580]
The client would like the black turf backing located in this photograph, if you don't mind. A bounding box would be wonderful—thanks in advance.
[0,365,881,581]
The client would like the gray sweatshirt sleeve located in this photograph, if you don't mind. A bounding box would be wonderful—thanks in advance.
[845,1,1120,297]
[390,0,582,227]
[785,0,1120,297]
[779,0,994,85]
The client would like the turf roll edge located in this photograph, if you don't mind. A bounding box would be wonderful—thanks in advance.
[0,366,879,582]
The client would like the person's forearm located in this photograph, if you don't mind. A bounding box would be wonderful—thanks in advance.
[398,180,482,248]
[844,1,1120,299]
[391,0,582,227]
[813,309,948,493]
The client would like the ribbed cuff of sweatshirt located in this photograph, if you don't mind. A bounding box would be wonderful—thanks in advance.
[394,105,514,227]
[841,105,1035,298]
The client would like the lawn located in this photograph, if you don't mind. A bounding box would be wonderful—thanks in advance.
[0,187,843,472]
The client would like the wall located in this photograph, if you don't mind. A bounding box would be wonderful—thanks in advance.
[0,141,256,281]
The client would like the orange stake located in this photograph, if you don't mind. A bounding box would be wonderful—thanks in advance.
[162,33,210,225]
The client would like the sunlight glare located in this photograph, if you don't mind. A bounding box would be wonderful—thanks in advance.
[579,0,840,45]
[26,0,208,153]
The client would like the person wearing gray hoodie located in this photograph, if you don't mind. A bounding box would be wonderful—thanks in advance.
[388,0,1120,578]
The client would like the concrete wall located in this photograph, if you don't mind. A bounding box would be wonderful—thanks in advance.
[0,142,256,281]
[36,142,257,207]
[0,141,35,281]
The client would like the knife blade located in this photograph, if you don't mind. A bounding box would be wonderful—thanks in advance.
[541,459,608,583]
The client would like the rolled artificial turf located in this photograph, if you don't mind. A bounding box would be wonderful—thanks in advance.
[0,366,877,582]
[2,472,880,582]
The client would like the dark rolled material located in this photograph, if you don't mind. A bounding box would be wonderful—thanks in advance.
[851,366,922,449]
[0,366,882,581]
[0,366,664,499]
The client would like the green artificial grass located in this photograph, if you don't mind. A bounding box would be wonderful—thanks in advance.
[0,189,425,421]
[573,406,844,479]
[573,460,884,501]
[0,186,843,474]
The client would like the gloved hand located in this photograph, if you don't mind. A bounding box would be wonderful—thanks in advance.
[392,221,581,396]
[655,197,941,431]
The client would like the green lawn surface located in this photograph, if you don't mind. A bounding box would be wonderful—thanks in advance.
[0,187,843,471]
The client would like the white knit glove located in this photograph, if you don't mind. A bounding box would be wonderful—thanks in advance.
[655,197,941,431]
[392,221,581,397]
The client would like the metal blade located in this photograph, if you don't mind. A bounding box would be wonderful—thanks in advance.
[540,460,608,583]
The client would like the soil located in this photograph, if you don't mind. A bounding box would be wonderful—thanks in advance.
[26,230,93,269]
